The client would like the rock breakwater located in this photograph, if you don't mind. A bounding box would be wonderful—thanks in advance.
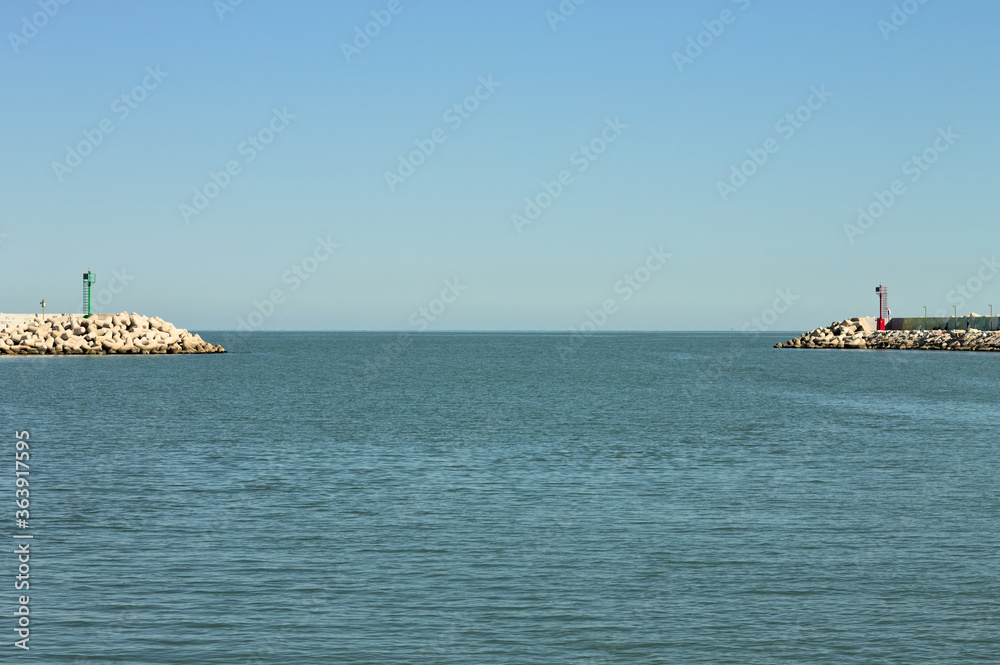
[776,318,1000,352]
[0,312,224,355]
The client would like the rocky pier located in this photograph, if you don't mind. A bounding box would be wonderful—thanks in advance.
[0,312,224,356]
[776,318,1000,352]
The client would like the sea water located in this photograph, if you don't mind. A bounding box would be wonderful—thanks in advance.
[1,332,997,663]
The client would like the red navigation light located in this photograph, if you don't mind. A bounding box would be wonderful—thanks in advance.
[875,285,888,331]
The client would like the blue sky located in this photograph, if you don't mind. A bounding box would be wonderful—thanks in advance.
[1,0,998,330]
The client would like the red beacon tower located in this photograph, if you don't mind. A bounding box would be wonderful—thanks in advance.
[875,284,888,331]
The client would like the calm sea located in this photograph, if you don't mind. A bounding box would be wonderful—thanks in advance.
[2,332,998,664]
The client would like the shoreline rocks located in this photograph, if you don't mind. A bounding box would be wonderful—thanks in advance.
[0,312,225,356]
[776,318,1000,352]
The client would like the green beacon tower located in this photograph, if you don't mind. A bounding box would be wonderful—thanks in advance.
[83,270,96,318]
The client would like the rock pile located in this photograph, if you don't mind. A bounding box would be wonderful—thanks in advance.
[0,312,224,355]
[776,318,1000,352]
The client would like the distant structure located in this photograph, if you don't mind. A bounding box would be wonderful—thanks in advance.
[888,315,998,332]
[871,284,998,331]
[82,270,96,318]
[40,299,46,318]
[875,284,888,331]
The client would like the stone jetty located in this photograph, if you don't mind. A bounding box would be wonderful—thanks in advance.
[0,312,224,355]
[776,317,1000,352]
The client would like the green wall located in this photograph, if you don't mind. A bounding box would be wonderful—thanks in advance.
[888,316,999,331]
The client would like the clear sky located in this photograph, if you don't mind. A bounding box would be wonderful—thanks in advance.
[1,0,998,331]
